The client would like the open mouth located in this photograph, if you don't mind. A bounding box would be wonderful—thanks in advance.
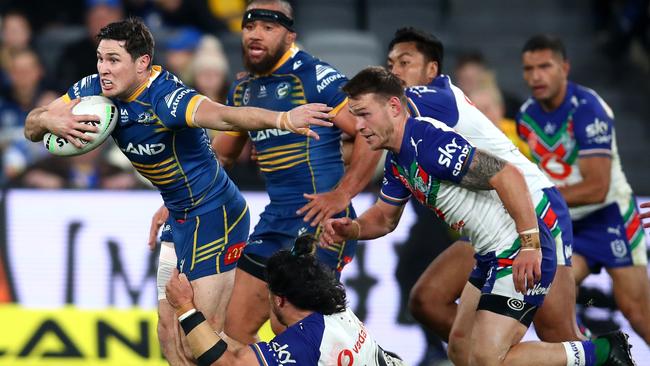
[101,79,114,91]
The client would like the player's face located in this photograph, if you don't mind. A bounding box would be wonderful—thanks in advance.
[387,41,436,87]
[522,49,569,106]
[242,5,295,74]
[349,94,397,151]
[97,40,149,99]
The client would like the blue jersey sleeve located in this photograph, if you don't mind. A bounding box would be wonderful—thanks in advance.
[572,101,614,158]
[65,74,102,100]
[249,337,317,365]
[153,86,205,130]
[414,118,475,184]
[303,62,348,112]
[404,85,459,127]
[379,154,412,206]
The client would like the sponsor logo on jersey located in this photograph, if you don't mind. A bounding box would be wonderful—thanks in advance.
[224,242,245,265]
[607,225,622,237]
[437,138,471,176]
[270,342,296,364]
[165,88,192,117]
[410,137,423,156]
[315,64,337,81]
[543,122,556,134]
[276,82,290,99]
[120,108,129,123]
[317,73,344,93]
[258,85,268,98]
[315,64,344,93]
[407,85,437,97]
[585,117,611,144]
[337,349,354,366]
[250,128,292,142]
[120,142,166,156]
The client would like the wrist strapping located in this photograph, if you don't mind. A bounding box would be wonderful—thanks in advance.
[197,339,228,366]
[178,308,197,322]
[351,220,361,240]
[519,227,540,250]
[180,310,205,335]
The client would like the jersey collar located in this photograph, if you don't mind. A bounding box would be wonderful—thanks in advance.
[123,65,163,102]
[259,44,299,76]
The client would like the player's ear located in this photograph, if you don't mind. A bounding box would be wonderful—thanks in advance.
[136,54,151,73]
[286,31,297,45]
[426,61,438,80]
[562,60,570,77]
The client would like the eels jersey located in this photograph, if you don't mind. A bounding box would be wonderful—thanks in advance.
[65,66,239,219]
[250,308,401,365]
[405,75,553,202]
[380,117,520,255]
[226,45,348,206]
[516,82,633,220]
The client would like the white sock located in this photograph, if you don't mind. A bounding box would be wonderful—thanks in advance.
[562,341,587,366]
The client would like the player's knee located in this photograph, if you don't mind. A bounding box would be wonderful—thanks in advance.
[447,330,470,365]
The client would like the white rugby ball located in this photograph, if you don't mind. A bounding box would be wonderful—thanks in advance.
[43,95,118,156]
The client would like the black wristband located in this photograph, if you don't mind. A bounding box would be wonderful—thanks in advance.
[197,339,228,366]
[180,311,206,335]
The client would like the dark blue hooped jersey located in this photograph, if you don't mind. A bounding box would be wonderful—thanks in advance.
[65,66,239,219]
[226,45,348,206]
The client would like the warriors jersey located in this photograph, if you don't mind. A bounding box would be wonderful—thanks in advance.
[65,66,239,219]
[405,75,553,199]
[250,308,401,365]
[381,117,521,255]
[226,45,348,206]
[516,82,633,220]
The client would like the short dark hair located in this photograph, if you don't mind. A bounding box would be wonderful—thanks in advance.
[266,234,346,315]
[522,34,567,60]
[343,66,406,103]
[246,0,293,19]
[97,18,155,68]
[455,50,487,70]
[388,27,444,75]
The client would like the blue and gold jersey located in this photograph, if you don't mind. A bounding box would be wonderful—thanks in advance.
[226,46,348,206]
[65,66,238,219]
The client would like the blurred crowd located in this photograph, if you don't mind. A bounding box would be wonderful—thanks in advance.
[0,0,648,190]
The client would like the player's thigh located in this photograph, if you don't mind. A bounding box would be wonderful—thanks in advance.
[411,240,474,304]
[608,265,650,309]
[224,268,270,333]
[533,265,582,341]
[190,270,235,331]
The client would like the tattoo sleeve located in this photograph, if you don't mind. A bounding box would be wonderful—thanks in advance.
[459,149,507,190]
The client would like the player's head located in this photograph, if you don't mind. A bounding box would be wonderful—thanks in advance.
[387,27,443,87]
[266,234,346,325]
[521,34,569,108]
[343,66,407,151]
[96,18,155,99]
[241,0,296,75]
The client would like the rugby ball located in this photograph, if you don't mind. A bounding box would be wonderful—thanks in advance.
[43,95,118,156]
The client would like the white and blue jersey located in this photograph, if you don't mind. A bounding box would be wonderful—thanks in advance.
[250,308,397,365]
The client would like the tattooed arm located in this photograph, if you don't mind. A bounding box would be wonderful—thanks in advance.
[460,149,537,233]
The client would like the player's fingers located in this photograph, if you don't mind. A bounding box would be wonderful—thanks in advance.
[304,127,321,140]
[640,202,650,208]
[526,267,535,289]
[534,262,542,283]
[308,117,333,127]
[70,129,94,142]
[74,113,100,122]
[297,199,315,215]
[310,210,328,227]
[302,206,321,223]
[64,134,85,148]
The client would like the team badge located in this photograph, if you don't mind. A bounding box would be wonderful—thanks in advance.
[242,87,250,105]
[276,82,290,99]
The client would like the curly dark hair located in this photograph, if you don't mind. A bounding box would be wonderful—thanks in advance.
[266,234,347,315]
[96,17,155,69]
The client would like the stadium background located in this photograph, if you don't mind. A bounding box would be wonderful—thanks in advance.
[0,0,649,365]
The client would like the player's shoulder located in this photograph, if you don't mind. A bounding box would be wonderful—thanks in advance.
[290,50,347,86]
[571,82,614,119]
[518,96,538,116]
[68,74,102,99]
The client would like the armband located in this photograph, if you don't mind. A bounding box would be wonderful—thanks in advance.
[180,310,206,335]
[197,339,228,366]
[519,228,540,251]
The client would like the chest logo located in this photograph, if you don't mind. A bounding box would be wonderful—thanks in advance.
[276,82,290,99]
[242,87,250,105]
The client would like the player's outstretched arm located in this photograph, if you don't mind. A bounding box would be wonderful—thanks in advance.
[193,99,333,139]
[299,106,383,227]
[24,97,99,147]
[320,200,404,246]
[461,149,541,293]
[640,202,650,229]
[165,269,258,365]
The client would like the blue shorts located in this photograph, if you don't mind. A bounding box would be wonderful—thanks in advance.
[573,198,647,273]
[539,187,573,266]
[160,219,173,242]
[170,193,250,281]
[469,215,557,309]
[239,203,357,281]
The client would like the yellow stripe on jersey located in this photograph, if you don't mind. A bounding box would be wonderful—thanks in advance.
[259,159,308,172]
[261,141,306,153]
[130,156,175,169]
[135,162,177,175]
[137,168,179,180]
[185,95,206,127]
[256,149,302,161]
[257,153,307,166]
[62,94,71,103]
[125,65,162,102]
[330,97,348,117]
[224,131,244,137]
[173,132,195,215]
